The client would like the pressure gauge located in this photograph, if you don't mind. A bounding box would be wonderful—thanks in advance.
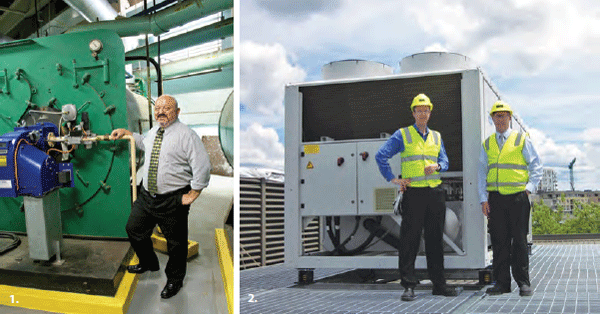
[89,39,103,54]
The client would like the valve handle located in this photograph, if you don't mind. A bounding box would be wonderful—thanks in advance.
[360,151,369,161]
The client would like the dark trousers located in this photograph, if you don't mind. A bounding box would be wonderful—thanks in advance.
[488,191,531,290]
[126,185,191,282]
[399,186,447,288]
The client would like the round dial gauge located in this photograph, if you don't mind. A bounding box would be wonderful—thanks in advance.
[89,39,103,53]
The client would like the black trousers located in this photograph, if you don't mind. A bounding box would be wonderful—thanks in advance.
[399,186,447,288]
[488,191,531,290]
[126,185,191,282]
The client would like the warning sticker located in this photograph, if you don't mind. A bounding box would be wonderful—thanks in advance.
[0,156,6,167]
[304,145,320,154]
[307,161,314,169]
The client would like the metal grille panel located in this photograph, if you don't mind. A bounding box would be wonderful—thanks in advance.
[300,74,463,171]
[240,178,320,269]
[374,187,396,213]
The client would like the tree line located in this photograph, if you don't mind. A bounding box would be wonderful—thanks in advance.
[532,196,600,234]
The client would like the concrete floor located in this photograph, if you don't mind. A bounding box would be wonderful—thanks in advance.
[0,174,233,314]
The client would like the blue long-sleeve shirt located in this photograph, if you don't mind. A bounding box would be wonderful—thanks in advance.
[375,124,449,182]
[477,129,543,203]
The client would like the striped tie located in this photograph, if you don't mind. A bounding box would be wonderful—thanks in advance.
[148,127,165,195]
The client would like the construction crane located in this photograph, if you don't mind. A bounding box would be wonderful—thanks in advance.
[568,158,576,191]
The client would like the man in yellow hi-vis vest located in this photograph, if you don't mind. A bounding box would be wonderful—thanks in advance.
[376,94,458,301]
[478,100,542,297]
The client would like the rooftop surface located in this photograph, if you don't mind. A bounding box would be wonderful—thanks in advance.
[240,241,600,313]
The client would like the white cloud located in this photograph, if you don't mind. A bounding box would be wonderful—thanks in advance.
[240,123,285,170]
[504,93,600,144]
[243,0,600,76]
[528,128,587,167]
[582,128,600,144]
[529,127,600,190]
[255,0,345,18]
[240,41,307,117]
[408,0,484,49]
[408,0,600,76]
[242,0,427,59]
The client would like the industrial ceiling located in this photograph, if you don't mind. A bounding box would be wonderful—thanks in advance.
[0,0,73,40]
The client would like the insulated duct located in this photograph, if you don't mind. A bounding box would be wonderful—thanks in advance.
[62,0,118,22]
[67,0,233,37]
[133,48,233,80]
[125,17,233,58]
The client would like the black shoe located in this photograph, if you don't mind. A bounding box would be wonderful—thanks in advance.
[432,286,460,296]
[401,288,415,301]
[127,264,159,274]
[519,284,533,296]
[486,285,511,295]
[161,281,183,299]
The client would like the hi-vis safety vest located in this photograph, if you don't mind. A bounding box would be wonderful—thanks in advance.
[400,125,442,188]
[484,131,529,195]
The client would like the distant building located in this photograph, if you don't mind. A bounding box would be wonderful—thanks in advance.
[537,168,558,192]
[535,190,600,214]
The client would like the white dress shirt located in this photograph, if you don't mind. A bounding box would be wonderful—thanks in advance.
[133,119,211,194]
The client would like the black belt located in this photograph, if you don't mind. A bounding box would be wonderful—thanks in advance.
[143,185,191,198]
[406,186,440,190]
[488,191,526,196]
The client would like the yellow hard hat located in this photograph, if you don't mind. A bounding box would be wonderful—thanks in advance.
[490,100,513,116]
[410,93,433,111]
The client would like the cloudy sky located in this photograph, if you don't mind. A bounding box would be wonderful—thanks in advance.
[240,0,600,190]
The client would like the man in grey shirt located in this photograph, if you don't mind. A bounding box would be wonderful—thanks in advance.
[110,94,211,299]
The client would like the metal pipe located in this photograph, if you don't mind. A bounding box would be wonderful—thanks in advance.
[67,0,233,37]
[120,135,137,202]
[0,6,26,15]
[47,134,138,201]
[131,0,177,17]
[125,17,233,58]
[155,0,162,104]
[157,35,162,96]
[125,56,163,96]
[144,0,153,130]
[62,0,118,22]
[133,48,233,80]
